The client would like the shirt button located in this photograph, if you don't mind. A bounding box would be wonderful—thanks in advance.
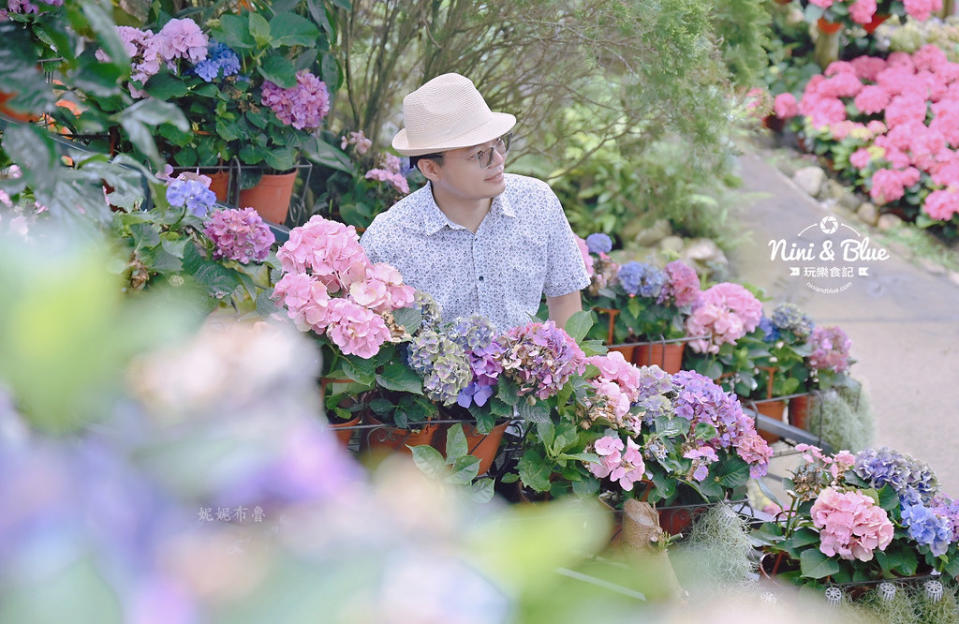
[478,276,484,281]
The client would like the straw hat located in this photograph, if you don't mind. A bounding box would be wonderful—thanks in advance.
[391,73,516,156]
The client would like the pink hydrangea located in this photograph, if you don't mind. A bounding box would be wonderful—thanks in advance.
[588,433,646,491]
[774,93,798,119]
[849,0,877,24]
[324,298,392,359]
[851,56,887,82]
[923,188,959,220]
[685,282,763,354]
[576,236,596,278]
[155,18,208,65]
[810,0,834,6]
[203,207,275,264]
[660,260,700,307]
[885,94,928,128]
[276,215,368,292]
[736,432,773,478]
[850,148,872,169]
[808,326,853,373]
[587,350,642,403]
[589,380,633,429]
[853,85,890,115]
[364,168,410,195]
[824,61,856,77]
[819,72,863,99]
[801,96,847,126]
[909,126,946,169]
[272,273,333,332]
[340,130,372,155]
[98,26,162,97]
[869,168,907,204]
[876,66,919,97]
[888,51,916,71]
[261,71,330,130]
[349,262,415,313]
[811,487,894,561]
[904,0,942,22]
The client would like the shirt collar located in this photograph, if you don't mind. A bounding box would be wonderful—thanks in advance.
[421,180,515,236]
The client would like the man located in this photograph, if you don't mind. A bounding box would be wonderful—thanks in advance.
[359,73,589,330]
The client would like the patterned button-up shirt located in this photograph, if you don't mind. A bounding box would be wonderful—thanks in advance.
[359,173,589,330]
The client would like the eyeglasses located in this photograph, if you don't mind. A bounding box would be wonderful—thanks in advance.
[468,133,511,168]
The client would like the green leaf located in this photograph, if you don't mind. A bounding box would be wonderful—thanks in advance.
[308,0,333,36]
[212,14,255,49]
[470,478,495,503]
[269,12,321,47]
[321,52,342,91]
[518,400,550,424]
[342,357,375,385]
[446,423,468,461]
[258,54,297,89]
[518,449,552,492]
[249,12,271,47]
[693,422,717,441]
[496,379,519,405]
[489,397,512,419]
[376,363,424,395]
[571,477,599,497]
[303,138,355,174]
[81,1,128,72]
[144,73,189,99]
[799,549,840,580]
[333,0,352,9]
[117,99,189,168]
[264,147,296,173]
[410,445,447,481]
[392,306,422,334]
[878,485,899,512]
[468,406,495,434]
[717,460,750,488]
[368,398,393,415]
[563,310,593,342]
[448,455,481,485]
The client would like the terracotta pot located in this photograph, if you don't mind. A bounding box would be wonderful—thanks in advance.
[364,414,441,454]
[774,0,791,4]
[608,344,636,361]
[788,394,811,429]
[862,13,888,34]
[633,342,685,373]
[817,17,843,34]
[763,114,785,133]
[238,170,297,224]
[329,415,361,447]
[759,551,796,579]
[0,91,39,122]
[462,421,509,475]
[755,399,786,444]
[657,505,709,536]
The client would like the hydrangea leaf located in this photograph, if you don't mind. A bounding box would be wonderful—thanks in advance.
[799,549,840,580]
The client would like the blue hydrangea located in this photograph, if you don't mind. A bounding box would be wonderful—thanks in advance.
[449,315,497,352]
[166,178,216,217]
[855,447,939,502]
[617,261,667,298]
[585,233,612,255]
[901,502,953,556]
[411,291,442,329]
[193,41,241,83]
[407,328,472,405]
[635,366,674,424]
[771,303,814,339]
[758,316,780,343]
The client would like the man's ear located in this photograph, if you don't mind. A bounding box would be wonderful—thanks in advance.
[417,158,441,182]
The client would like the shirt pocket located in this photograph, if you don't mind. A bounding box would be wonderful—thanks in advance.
[504,231,547,296]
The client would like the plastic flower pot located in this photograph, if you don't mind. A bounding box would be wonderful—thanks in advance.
[0,91,39,122]
[238,170,297,225]
[862,13,889,34]
[633,342,685,373]
[461,421,509,475]
[817,17,843,34]
[788,394,812,429]
[363,414,441,455]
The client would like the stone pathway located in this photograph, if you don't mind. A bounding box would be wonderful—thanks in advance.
[731,146,959,495]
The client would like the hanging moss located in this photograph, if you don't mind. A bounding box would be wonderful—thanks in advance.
[858,584,919,624]
[673,503,755,588]
[806,378,874,452]
[915,582,959,624]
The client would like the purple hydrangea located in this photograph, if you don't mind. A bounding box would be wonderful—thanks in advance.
[635,365,674,423]
[901,502,954,556]
[771,303,814,339]
[261,71,330,130]
[411,291,442,329]
[585,233,612,255]
[671,370,772,476]
[931,496,959,542]
[854,447,938,501]
[193,41,240,82]
[155,18,208,66]
[617,261,667,298]
[449,315,504,408]
[166,176,216,217]
[808,326,853,373]
[203,207,275,264]
[497,320,586,400]
[658,260,701,307]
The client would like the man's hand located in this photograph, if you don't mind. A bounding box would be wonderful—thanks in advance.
[546,290,583,331]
